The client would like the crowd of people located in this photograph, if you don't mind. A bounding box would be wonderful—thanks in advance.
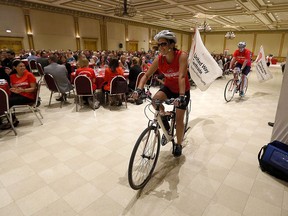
[0,33,285,156]
[0,47,159,129]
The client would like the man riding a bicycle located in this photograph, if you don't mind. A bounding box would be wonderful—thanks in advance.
[229,42,251,97]
[133,30,190,157]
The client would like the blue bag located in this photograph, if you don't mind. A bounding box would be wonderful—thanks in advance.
[258,140,288,182]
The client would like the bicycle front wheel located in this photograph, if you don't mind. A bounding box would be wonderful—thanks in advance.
[224,79,236,102]
[128,126,160,190]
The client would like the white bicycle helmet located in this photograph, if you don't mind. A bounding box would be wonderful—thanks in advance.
[238,41,246,48]
[154,30,177,44]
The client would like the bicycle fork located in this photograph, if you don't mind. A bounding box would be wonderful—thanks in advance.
[141,125,159,160]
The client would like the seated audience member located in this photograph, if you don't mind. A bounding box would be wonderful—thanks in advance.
[103,57,125,106]
[37,51,49,68]
[103,57,124,93]
[128,57,142,91]
[96,55,108,68]
[58,55,72,81]
[141,56,151,72]
[75,58,99,109]
[0,66,12,84]
[75,58,96,91]
[9,60,37,126]
[119,55,129,71]
[44,54,73,101]
[27,50,39,61]
[66,51,75,63]
[2,49,16,69]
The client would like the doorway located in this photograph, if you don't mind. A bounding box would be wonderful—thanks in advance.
[0,37,23,54]
[83,38,98,50]
[127,41,138,52]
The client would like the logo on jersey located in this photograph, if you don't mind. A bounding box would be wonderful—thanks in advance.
[164,68,179,78]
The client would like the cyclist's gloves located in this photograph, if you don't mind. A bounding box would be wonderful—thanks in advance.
[175,95,186,107]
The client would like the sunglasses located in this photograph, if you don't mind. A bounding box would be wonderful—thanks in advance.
[158,42,168,47]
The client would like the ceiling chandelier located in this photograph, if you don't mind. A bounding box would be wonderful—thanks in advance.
[225,31,236,39]
[198,21,211,32]
[114,0,136,17]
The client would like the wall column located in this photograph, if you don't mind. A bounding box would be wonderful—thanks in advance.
[100,17,107,50]
[125,23,128,50]
[23,9,34,50]
[74,16,81,50]
[252,33,257,56]
[278,32,285,57]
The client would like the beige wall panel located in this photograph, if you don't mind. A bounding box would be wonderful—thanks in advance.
[0,5,29,50]
[0,5,25,37]
[182,34,190,52]
[205,34,224,54]
[78,17,100,49]
[107,22,125,51]
[175,32,182,50]
[30,10,76,50]
[225,33,254,56]
[281,33,288,58]
[255,33,282,57]
[128,25,149,52]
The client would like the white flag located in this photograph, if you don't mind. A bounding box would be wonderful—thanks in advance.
[188,28,223,91]
[255,45,273,82]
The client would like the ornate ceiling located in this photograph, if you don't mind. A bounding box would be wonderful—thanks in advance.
[4,0,288,32]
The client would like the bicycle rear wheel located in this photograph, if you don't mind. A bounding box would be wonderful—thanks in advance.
[224,79,236,102]
[128,126,160,190]
[243,76,248,94]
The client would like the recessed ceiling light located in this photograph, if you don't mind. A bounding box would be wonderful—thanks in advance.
[6,29,11,33]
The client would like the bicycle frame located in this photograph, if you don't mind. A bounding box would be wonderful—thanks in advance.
[128,97,190,189]
[147,100,177,145]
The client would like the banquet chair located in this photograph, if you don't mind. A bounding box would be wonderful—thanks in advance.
[28,59,39,75]
[74,74,96,111]
[106,75,128,110]
[36,63,45,80]
[10,80,43,125]
[44,74,64,108]
[0,88,17,135]
[135,71,145,90]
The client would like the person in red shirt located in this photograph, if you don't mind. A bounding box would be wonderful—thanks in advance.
[103,57,124,92]
[9,59,37,126]
[229,42,251,96]
[75,58,96,91]
[133,30,190,157]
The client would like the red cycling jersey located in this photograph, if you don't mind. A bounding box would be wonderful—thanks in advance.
[233,48,251,66]
[158,50,190,93]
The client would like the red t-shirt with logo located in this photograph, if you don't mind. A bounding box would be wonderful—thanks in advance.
[10,70,36,100]
[158,50,190,93]
[233,49,251,66]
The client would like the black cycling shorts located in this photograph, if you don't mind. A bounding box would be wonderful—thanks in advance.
[159,86,190,110]
[235,63,251,76]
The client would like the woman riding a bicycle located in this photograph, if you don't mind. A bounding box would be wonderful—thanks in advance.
[229,41,251,97]
[133,30,190,157]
